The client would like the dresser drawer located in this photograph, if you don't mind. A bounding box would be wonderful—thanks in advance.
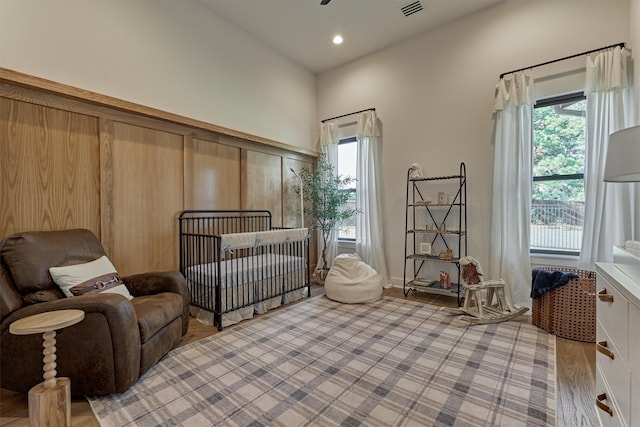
[596,321,631,425]
[596,275,629,358]
[596,365,625,427]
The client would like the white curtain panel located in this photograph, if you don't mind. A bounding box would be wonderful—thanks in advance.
[490,71,535,310]
[579,46,638,269]
[318,121,339,269]
[355,111,391,287]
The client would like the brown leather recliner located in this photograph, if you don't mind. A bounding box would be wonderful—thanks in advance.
[0,229,189,395]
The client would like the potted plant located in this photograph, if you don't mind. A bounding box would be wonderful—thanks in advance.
[295,153,360,281]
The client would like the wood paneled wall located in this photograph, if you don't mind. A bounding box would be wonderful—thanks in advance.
[242,150,283,226]
[185,137,241,210]
[0,78,315,276]
[0,98,101,235]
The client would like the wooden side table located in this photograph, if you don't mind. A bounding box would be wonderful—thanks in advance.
[10,309,85,427]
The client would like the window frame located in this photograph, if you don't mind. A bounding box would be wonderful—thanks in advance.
[337,136,357,242]
[530,91,586,256]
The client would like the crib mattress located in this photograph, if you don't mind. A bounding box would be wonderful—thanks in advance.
[185,253,306,312]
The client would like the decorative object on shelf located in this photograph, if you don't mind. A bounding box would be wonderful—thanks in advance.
[438,249,454,260]
[439,271,451,289]
[413,277,438,287]
[294,153,360,280]
[408,163,424,179]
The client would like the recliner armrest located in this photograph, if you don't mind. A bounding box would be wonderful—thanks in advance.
[123,271,187,297]
[123,271,189,335]
[2,292,137,329]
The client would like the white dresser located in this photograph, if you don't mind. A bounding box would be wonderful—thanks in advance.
[595,255,640,427]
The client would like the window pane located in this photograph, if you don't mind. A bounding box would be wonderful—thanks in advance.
[533,100,585,179]
[531,97,585,253]
[337,140,357,239]
[338,190,356,240]
[531,181,584,252]
[338,141,357,190]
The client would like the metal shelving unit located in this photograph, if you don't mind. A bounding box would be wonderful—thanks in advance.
[403,162,467,305]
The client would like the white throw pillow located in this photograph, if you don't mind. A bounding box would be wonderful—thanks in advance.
[49,256,133,300]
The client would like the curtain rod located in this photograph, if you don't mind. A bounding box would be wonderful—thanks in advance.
[321,107,375,123]
[499,42,626,79]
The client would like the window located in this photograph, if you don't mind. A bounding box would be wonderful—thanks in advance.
[337,137,357,240]
[531,93,586,255]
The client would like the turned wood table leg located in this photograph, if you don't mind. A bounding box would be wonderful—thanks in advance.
[28,329,71,427]
[42,330,58,389]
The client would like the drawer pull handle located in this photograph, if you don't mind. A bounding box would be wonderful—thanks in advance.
[596,341,614,359]
[598,288,614,302]
[596,393,613,416]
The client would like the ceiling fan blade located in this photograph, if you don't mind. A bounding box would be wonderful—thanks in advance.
[320,0,331,5]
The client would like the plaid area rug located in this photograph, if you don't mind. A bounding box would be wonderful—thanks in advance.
[87,296,555,426]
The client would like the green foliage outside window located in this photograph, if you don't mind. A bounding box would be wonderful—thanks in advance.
[532,100,586,201]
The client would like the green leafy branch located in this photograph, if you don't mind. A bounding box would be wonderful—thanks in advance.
[294,153,361,269]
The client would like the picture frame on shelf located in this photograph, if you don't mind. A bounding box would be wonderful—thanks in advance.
[419,242,432,255]
[437,191,449,204]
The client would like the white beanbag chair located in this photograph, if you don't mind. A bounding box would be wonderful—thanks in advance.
[324,253,383,303]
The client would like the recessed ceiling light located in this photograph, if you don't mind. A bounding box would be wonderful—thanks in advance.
[332,35,343,45]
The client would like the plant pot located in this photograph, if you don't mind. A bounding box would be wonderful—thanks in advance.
[315,267,331,283]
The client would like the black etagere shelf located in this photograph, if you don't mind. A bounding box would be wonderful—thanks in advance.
[403,162,467,305]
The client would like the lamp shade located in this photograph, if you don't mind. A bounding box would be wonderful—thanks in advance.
[604,125,640,182]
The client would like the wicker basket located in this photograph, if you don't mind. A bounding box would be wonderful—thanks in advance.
[531,267,596,342]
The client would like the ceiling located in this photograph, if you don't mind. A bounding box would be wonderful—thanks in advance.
[196,0,504,74]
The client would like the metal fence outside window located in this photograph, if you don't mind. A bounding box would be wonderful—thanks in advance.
[338,192,357,240]
[530,200,584,252]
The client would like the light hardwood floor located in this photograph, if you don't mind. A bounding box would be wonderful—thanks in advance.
[0,286,597,426]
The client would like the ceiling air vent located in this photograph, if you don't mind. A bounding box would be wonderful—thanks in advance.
[400,1,423,17]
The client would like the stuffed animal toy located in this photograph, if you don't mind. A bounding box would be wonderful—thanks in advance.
[461,262,482,285]
[460,255,484,285]
[408,163,424,179]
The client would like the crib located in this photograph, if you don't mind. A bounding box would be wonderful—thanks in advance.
[179,210,310,330]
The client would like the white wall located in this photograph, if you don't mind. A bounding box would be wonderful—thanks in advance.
[0,0,317,151]
[317,0,631,285]
[632,0,640,124]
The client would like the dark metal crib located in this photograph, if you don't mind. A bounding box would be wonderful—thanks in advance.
[179,210,310,330]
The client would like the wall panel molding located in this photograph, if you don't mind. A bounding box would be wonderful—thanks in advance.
[0,72,316,273]
[0,67,317,157]
[99,118,115,253]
